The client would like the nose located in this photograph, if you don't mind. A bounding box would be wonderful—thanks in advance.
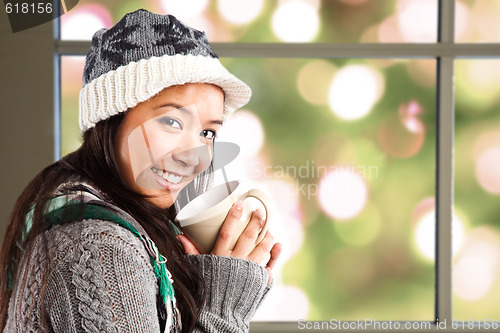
[172,136,209,168]
[172,147,200,167]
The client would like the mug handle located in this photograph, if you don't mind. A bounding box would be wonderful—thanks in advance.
[242,189,272,245]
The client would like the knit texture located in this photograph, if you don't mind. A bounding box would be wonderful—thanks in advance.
[79,9,251,132]
[188,255,272,333]
[5,217,271,332]
[82,10,216,85]
[6,220,159,332]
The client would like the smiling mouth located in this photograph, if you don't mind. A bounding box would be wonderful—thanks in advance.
[151,167,185,185]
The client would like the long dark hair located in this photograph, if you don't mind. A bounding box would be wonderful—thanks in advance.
[0,112,207,332]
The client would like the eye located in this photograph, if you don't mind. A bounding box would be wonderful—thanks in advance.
[201,129,216,140]
[158,117,182,129]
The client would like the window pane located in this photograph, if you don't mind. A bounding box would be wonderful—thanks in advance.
[60,0,437,43]
[61,56,85,156]
[455,0,500,43]
[61,56,436,320]
[454,59,500,320]
[220,58,436,321]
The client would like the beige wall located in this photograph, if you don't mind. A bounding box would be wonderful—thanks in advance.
[0,11,54,241]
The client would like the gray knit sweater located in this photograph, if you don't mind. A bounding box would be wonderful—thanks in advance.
[5,209,271,332]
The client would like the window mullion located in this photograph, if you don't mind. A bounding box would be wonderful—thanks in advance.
[55,40,500,58]
[435,0,455,325]
[54,0,62,161]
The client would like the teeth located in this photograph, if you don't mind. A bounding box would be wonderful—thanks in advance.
[166,173,182,184]
[152,167,183,184]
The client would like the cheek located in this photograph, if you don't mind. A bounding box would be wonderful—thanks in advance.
[196,145,213,173]
[126,127,161,179]
[147,131,178,161]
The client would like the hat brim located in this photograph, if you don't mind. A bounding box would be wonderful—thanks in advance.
[79,53,252,132]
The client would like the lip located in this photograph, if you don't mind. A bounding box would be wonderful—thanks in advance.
[151,168,188,191]
[152,166,189,178]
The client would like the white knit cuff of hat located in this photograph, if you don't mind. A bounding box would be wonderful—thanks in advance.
[79,53,252,132]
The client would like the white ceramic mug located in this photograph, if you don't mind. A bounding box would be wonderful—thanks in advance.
[175,180,272,254]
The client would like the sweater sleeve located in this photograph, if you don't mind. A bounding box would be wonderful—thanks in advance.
[6,219,162,332]
[187,254,272,333]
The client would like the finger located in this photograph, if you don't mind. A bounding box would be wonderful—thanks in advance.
[211,201,244,255]
[231,209,265,258]
[247,230,274,264]
[176,234,200,255]
[266,242,282,271]
[265,267,273,285]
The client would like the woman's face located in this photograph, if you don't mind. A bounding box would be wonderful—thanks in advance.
[115,83,224,208]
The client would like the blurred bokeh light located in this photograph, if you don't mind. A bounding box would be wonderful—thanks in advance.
[254,284,310,320]
[61,3,112,40]
[396,0,437,43]
[456,60,500,111]
[271,0,319,42]
[475,148,500,195]
[328,65,385,121]
[473,131,500,195]
[158,0,209,20]
[414,209,465,262]
[453,227,500,302]
[377,100,426,158]
[456,0,500,43]
[216,110,265,159]
[297,60,337,106]
[318,169,368,220]
[217,0,264,25]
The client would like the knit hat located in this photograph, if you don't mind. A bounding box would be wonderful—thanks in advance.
[79,9,251,132]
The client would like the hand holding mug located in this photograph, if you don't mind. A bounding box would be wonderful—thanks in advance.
[177,201,281,284]
[175,181,282,283]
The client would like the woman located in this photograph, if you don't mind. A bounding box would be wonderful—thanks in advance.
[0,9,281,332]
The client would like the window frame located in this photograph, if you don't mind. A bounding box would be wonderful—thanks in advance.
[53,1,500,331]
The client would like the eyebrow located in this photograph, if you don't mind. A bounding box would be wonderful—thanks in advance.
[155,103,224,126]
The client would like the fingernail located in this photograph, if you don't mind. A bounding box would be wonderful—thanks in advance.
[234,201,244,211]
[255,209,264,218]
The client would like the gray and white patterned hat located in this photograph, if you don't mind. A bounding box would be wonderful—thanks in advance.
[79,9,251,132]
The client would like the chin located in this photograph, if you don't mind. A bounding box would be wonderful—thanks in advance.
[145,190,175,209]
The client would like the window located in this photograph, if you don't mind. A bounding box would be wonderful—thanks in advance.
[55,1,500,331]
